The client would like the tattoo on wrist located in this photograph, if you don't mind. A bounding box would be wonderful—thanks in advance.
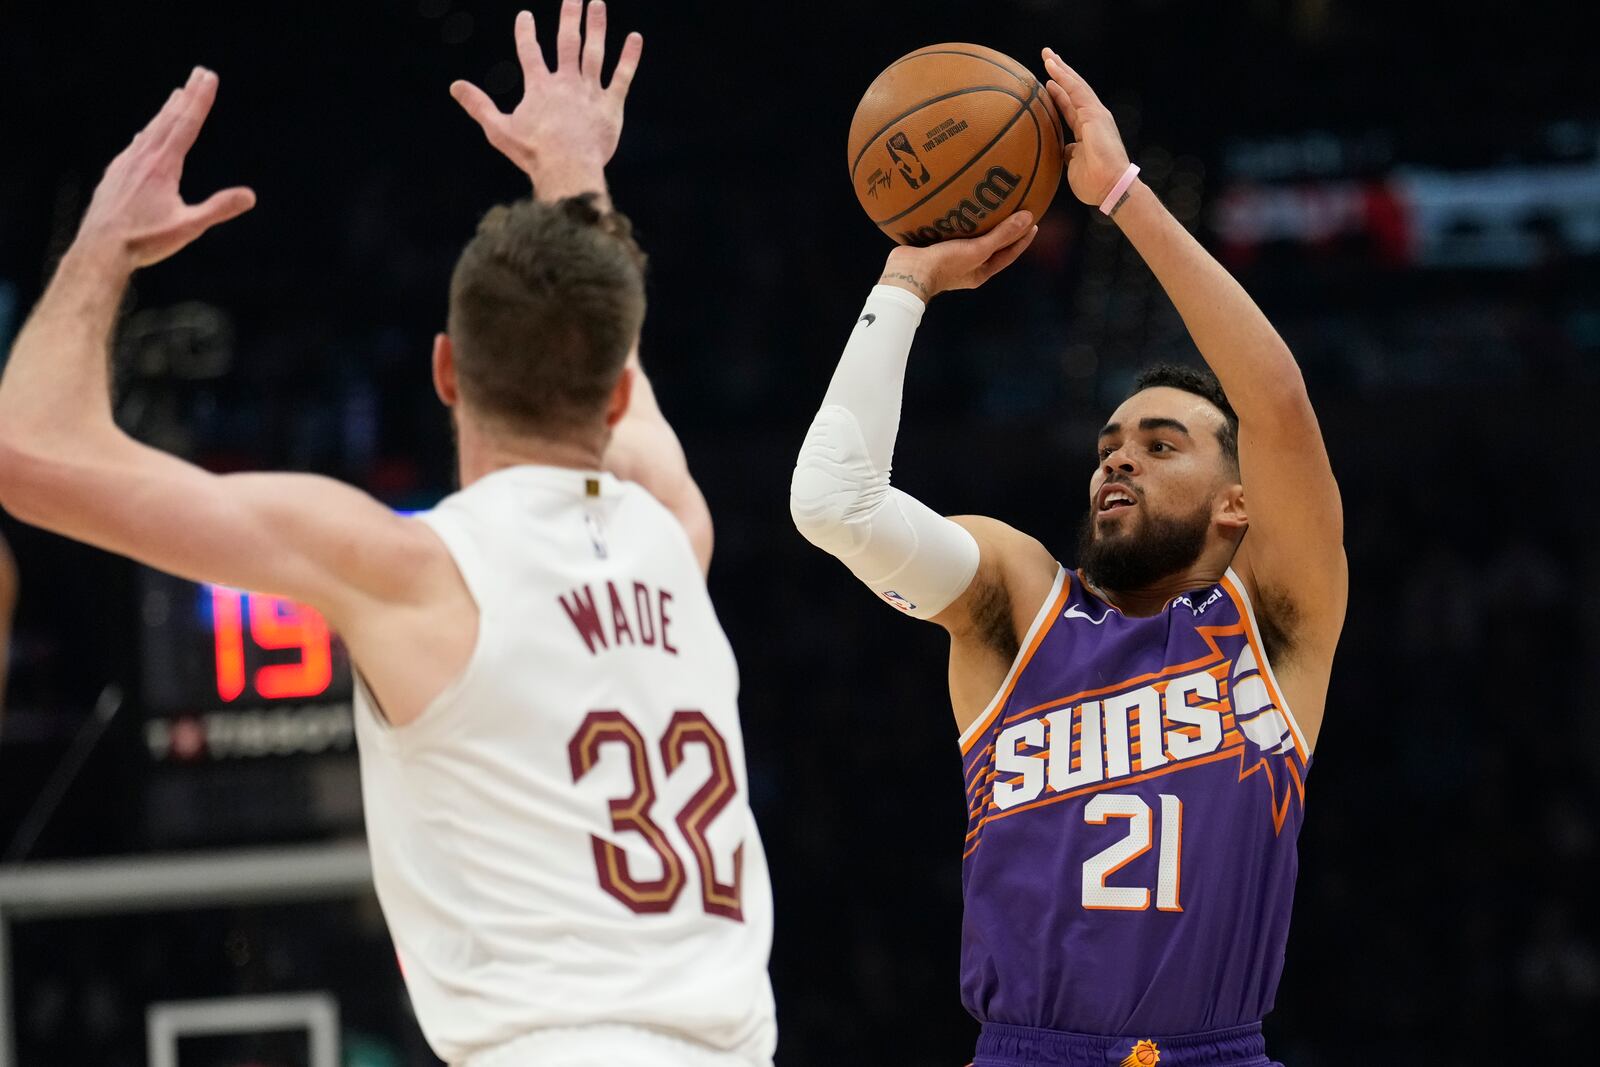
[880,271,930,299]
[1108,190,1134,217]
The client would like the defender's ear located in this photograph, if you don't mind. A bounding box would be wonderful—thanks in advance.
[433,333,459,408]
[604,364,636,429]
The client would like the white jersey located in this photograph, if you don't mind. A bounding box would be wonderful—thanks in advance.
[353,466,775,1066]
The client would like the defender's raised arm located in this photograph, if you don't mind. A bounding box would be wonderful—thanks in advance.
[0,70,432,617]
[451,3,713,572]
[450,1,642,205]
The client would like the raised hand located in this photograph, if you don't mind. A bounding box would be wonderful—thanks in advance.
[76,67,256,272]
[450,1,643,199]
[879,211,1037,301]
[1041,50,1133,208]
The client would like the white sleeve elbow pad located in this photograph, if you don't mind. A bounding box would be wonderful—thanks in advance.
[790,404,979,619]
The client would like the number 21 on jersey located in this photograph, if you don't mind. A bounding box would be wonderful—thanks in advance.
[1082,793,1183,911]
[568,709,745,921]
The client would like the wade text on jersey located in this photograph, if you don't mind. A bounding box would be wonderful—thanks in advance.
[559,580,679,656]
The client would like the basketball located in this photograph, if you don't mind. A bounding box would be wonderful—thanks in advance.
[847,43,1065,246]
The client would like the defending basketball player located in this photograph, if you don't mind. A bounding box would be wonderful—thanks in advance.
[0,4,775,1065]
[792,51,1345,1067]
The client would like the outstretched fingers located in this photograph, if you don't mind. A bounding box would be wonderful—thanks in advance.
[974,210,1034,258]
[607,31,643,99]
[1045,78,1079,135]
[133,86,188,158]
[188,186,257,231]
[514,10,548,83]
[1042,50,1104,111]
[582,1,607,81]
[451,80,506,134]
[555,0,583,72]
[159,67,220,160]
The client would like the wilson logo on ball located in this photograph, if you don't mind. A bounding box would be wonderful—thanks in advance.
[895,165,1021,246]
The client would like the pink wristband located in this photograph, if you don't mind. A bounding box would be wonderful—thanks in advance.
[1098,163,1141,216]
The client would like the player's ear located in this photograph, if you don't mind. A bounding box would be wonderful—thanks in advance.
[1214,481,1248,531]
[604,363,635,429]
[432,333,459,408]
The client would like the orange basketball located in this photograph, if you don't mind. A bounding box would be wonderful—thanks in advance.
[847,43,1065,246]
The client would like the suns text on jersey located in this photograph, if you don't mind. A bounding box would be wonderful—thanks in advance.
[988,648,1297,812]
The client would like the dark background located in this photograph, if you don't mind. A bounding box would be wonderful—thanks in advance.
[2,0,1598,1064]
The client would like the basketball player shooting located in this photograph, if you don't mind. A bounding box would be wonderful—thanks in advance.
[791,51,1346,1067]
[0,4,777,1065]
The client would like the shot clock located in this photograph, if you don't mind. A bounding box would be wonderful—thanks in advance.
[136,566,364,846]
[206,584,335,704]
[138,567,354,763]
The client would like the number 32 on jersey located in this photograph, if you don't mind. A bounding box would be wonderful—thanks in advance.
[568,709,745,921]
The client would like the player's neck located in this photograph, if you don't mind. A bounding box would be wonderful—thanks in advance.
[454,414,607,487]
[1085,550,1235,617]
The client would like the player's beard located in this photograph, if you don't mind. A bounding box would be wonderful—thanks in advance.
[1077,497,1212,593]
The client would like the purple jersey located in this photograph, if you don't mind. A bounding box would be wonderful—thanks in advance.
[958,566,1311,1036]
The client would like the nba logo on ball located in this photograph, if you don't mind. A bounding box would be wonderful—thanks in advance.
[1120,1039,1160,1066]
[885,130,931,189]
[881,590,917,612]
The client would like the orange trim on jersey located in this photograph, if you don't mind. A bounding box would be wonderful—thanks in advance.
[1218,573,1310,764]
[958,575,1073,756]
[1234,754,1290,834]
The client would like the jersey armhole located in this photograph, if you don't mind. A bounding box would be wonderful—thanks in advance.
[1221,567,1312,760]
[957,565,1068,754]
[362,510,498,747]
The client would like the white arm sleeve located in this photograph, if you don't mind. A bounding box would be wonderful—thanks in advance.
[789,284,980,619]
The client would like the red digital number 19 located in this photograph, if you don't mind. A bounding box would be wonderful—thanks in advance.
[210,587,334,702]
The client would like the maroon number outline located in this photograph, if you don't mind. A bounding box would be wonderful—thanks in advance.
[567,710,685,914]
[661,711,745,921]
[568,709,746,921]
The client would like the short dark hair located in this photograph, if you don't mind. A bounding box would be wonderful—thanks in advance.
[1128,362,1239,471]
[447,194,647,435]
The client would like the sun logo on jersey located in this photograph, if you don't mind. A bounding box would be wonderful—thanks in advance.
[1120,1039,1160,1067]
[1230,642,1294,756]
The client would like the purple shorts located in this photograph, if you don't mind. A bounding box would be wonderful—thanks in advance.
[972,1021,1277,1067]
